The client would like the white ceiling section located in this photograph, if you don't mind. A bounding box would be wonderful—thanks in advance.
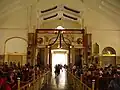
[39,5,82,24]
[99,0,120,20]
[0,0,120,30]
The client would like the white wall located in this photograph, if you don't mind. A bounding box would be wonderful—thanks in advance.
[84,9,120,55]
[4,38,27,65]
[84,9,119,30]
[0,7,28,54]
[5,38,27,54]
[91,30,120,55]
[0,30,27,54]
[0,7,28,28]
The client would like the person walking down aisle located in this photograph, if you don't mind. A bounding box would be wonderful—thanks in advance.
[54,64,61,77]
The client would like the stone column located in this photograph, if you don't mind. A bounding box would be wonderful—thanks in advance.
[27,4,37,66]
[44,46,49,66]
[70,46,73,64]
[44,47,46,66]
[47,46,50,65]
[72,46,75,66]
[27,4,37,33]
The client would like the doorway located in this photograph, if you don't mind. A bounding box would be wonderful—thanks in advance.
[51,49,68,73]
[51,49,68,88]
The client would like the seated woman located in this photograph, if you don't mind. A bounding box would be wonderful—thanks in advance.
[0,72,12,90]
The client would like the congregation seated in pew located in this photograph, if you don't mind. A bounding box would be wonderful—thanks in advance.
[69,64,120,90]
[0,62,50,90]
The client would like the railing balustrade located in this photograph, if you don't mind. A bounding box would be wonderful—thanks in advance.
[18,71,51,90]
[67,71,92,90]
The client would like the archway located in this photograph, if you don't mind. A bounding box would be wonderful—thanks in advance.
[102,47,116,67]
[4,37,27,65]
[36,28,85,69]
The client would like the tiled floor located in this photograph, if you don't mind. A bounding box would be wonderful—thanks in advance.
[41,69,73,90]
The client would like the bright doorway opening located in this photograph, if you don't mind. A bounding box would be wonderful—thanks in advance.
[51,49,68,88]
[51,49,68,73]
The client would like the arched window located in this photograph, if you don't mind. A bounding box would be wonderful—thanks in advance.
[102,47,116,56]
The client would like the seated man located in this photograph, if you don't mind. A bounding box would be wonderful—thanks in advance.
[108,73,120,90]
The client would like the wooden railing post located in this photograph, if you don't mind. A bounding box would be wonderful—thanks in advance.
[34,72,36,80]
[67,70,92,90]
[92,80,95,90]
[46,72,48,84]
[17,77,20,90]
[80,74,83,81]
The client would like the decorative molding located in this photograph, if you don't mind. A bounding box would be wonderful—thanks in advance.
[5,37,27,44]
[0,28,28,30]
[5,53,26,55]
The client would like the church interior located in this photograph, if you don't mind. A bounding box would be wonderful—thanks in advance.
[0,0,120,90]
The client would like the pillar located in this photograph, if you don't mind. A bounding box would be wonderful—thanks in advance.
[70,46,73,64]
[27,3,37,66]
[92,80,95,90]
[17,77,20,90]
[72,46,75,66]
[47,46,50,65]
[44,46,49,66]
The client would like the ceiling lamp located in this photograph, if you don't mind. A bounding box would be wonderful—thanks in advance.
[56,26,64,29]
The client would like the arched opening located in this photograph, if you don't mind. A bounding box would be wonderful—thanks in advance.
[102,47,116,55]
[36,28,85,70]
[102,47,116,67]
[4,37,27,66]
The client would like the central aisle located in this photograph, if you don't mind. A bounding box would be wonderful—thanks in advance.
[41,69,73,90]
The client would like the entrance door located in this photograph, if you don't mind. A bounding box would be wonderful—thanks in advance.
[52,49,68,74]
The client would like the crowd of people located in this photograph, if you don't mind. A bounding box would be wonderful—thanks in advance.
[69,64,120,90]
[1,61,120,90]
[0,62,50,90]
[54,64,68,76]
